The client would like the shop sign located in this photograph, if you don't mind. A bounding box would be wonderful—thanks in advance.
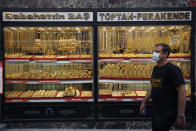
[0,61,3,94]
[3,12,93,22]
[3,11,192,22]
[98,11,192,21]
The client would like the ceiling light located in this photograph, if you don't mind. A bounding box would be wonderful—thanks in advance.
[39,28,45,30]
[10,27,17,30]
[169,26,174,30]
[112,27,116,30]
[19,27,26,30]
[102,27,106,30]
[149,27,154,30]
[57,27,62,30]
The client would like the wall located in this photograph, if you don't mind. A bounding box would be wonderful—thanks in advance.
[0,0,195,129]
[0,0,191,8]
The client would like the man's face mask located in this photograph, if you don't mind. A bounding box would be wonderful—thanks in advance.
[152,52,160,62]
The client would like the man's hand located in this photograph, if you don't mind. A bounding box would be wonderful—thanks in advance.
[177,117,186,129]
[140,88,151,114]
[176,84,186,129]
[140,102,146,114]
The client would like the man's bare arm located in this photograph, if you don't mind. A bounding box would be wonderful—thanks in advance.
[142,87,152,104]
[176,84,186,115]
[140,87,151,114]
[176,84,187,128]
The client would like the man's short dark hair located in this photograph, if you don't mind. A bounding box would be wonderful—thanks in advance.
[155,43,170,58]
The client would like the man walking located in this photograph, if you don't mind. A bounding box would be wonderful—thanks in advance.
[140,43,187,131]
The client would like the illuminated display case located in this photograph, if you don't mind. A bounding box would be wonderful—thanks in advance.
[0,9,195,123]
[98,26,191,101]
[4,27,93,102]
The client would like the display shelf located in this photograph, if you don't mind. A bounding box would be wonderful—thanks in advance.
[167,58,191,61]
[5,78,189,84]
[99,79,151,83]
[99,57,152,59]
[5,78,91,81]
[99,77,190,81]
[5,89,93,102]
[60,80,93,84]
[5,97,93,103]
[6,79,93,84]
[185,79,191,83]
[99,90,146,98]
[6,91,24,99]
[5,55,92,59]
[5,93,191,103]
[99,98,143,101]
[64,97,93,101]
[5,58,92,63]
[99,57,190,62]
[6,96,93,100]
[99,95,143,99]
[6,89,92,97]
[99,77,151,80]
[99,97,191,102]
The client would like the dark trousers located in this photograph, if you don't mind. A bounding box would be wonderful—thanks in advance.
[152,116,176,131]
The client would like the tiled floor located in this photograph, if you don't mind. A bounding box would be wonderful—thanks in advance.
[8,130,149,131]
[1,124,195,131]
[6,129,195,131]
